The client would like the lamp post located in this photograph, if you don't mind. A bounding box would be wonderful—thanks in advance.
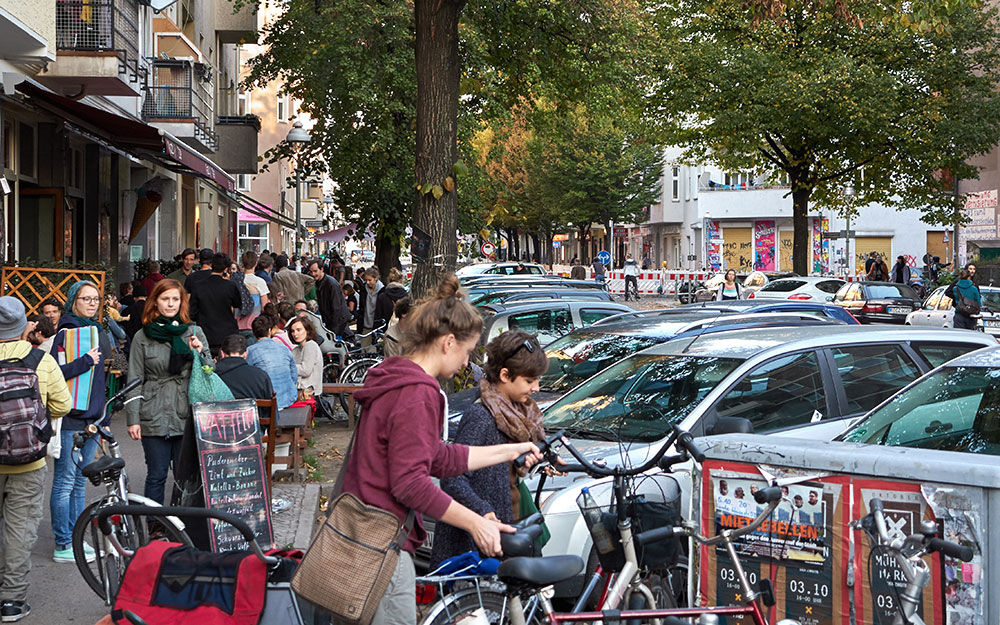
[322,195,334,255]
[285,120,311,259]
[842,183,855,277]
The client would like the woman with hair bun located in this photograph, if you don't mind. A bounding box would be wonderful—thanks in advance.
[339,275,542,624]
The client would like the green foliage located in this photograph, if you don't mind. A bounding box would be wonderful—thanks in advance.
[657,0,1000,269]
[132,259,181,283]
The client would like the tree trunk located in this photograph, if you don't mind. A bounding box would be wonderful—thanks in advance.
[530,233,541,263]
[792,186,812,277]
[411,0,466,299]
[578,224,588,262]
[374,224,401,278]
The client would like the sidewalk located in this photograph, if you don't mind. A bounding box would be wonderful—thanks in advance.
[271,482,323,548]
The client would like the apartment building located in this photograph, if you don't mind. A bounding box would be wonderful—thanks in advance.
[0,0,264,280]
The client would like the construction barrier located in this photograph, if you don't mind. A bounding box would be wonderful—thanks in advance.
[605,271,713,296]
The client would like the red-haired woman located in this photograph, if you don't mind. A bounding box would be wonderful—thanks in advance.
[125,279,211,504]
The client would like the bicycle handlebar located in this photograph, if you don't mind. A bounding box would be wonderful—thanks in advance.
[94,504,278,565]
[558,426,687,479]
[868,497,972,562]
[753,486,782,505]
[514,429,565,469]
[928,538,974,562]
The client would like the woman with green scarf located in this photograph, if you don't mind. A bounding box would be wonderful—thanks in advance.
[126,278,211,505]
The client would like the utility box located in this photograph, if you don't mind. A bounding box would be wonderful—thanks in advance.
[695,435,996,624]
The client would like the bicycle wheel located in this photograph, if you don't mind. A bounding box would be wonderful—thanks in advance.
[337,357,381,414]
[420,587,544,625]
[73,497,193,603]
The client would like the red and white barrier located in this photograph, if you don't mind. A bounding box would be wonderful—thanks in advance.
[604,271,712,296]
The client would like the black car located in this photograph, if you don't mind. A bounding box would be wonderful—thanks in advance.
[830,281,921,324]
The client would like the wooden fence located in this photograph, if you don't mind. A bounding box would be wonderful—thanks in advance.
[1,266,106,321]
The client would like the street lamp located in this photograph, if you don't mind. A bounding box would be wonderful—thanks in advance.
[322,195,334,255]
[285,120,311,259]
[842,184,855,276]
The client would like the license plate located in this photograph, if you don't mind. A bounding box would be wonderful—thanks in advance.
[888,307,911,314]
[986,320,1000,328]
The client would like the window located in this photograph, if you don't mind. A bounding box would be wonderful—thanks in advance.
[760,280,806,293]
[238,90,250,116]
[579,308,621,325]
[841,366,1000,455]
[671,166,680,201]
[713,351,826,433]
[911,342,986,369]
[508,309,572,344]
[277,94,290,123]
[816,280,845,294]
[923,289,943,310]
[724,172,748,187]
[236,174,251,192]
[18,123,35,178]
[830,344,920,415]
[542,332,660,393]
[864,285,919,300]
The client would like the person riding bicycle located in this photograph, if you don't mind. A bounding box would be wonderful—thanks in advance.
[430,331,549,569]
[0,297,71,622]
[339,275,542,625]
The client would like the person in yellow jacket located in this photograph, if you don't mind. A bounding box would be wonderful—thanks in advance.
[0,296,71,622]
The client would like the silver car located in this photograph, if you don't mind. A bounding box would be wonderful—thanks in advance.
[906,285,1000,331]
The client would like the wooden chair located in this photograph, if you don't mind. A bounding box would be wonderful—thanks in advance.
[321,383,365,429]
[256,396,277,494]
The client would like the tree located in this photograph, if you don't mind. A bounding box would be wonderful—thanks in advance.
[244,0,416,277]
[657,0,1000,275]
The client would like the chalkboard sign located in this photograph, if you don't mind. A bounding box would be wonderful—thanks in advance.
[192,399,274,552]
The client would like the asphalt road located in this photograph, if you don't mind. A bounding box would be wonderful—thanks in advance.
[28,416,150,624]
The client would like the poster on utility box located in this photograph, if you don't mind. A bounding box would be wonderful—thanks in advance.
[699,460,850,625]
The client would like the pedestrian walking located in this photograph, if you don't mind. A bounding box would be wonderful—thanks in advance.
[867,254,889,281]
[864,251,877,277]
[357,267,392,350]
[891,256,911,284]
[236,251,269,346]
[121,284,147,347]
[166,248,197,286]
[288,316,323,400]
[946,269,982,330]
[49,281,108,564]
[126,279,212,504]
[306,259,352,337]
[0,296,71,621]
[182,249,215,293]
[592,258,606,285]
[246,315,298,409]
[623,253,640,301]
[338,275,542,624]
[272,254,314,303]
[570,258,587,281]
[716,269,745,301]
[430,330,549,569]
[188,253,242,357]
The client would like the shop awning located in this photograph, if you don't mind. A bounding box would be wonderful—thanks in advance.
[315,224,374,243]
[238,207,270,222]
[233,191,295,229]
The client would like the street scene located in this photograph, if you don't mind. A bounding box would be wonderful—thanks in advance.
[0,0,999,624]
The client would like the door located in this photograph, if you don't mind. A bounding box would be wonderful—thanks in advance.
[926,231,948,267]
[779,230,794,272]
[825,343,922,425]
[18,188,64,261]
[912,287,944,326]
[722,227,753,273]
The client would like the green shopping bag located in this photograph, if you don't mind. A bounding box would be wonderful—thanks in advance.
[517,479,551,547]
[187,349,235,404]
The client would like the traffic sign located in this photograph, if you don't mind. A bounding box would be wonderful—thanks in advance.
[481,241,496,257]
[553,241,561,248]
[596,250,611,265]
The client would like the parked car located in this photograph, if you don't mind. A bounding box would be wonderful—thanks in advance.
[830,281,921,324]
[748,276,846,302]
[683,271,799,303]
[473,289,614,306]
[456,262,548,276]
[527,326,995,595]
[600,300,859,325]
[837,345,1000,455]
[906,285,1000,330]
[479,300,632,346]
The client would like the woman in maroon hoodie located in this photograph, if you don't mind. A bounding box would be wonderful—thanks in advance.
[341,275,541,624]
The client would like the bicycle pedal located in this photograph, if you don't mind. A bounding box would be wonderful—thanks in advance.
[757,579,775,607]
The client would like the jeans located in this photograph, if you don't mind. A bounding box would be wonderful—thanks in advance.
[625,275,639,300]
[141,435,184,505]
[0,466,46,601]
[50,429,99,547]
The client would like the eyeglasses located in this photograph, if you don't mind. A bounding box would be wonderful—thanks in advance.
[504,338,537,363]
[78,297,101,304]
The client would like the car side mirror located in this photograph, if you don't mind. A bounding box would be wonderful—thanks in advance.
[707,416,754,436]
[825,296,833,302]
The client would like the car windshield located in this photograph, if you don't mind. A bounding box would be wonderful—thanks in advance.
[544,353,743,442]
[981,290,1000,311]
[840,366,1000,455]
[866,285,917,299]
[761,280,805,292]
[541,332,662,393]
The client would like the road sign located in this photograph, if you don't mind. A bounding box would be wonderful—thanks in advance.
[596,250,611,265]
[552,241,561,248]
[481,241,496,257]
[841,230,856,238]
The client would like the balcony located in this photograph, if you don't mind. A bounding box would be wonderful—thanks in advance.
[38,0,148,96]
[142,59,219,154]
[216,0,258,44]
[214,116,260,174]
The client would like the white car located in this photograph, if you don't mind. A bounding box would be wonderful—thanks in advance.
[749,276,846,302]
[455,262,548,277]
[906,285,1000,329]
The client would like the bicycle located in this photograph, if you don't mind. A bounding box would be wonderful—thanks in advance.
[71,378,193,604]
[320,324,387,417]
[855,497,974,625]
[420,426,700,625]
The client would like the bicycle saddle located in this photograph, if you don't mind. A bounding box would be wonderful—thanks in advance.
[501,524,544,558]
[497,555,584,587]
[81,456,126,479]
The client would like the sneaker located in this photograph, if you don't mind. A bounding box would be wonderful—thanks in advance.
[0,601,29,622]
[53,544,96,563]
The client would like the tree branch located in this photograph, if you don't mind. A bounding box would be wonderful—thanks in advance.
[815,153,879,183]
[763,132,791,169]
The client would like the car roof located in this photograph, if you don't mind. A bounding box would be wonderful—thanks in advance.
[678,300,841,312]
[639,325,993,360]
[766,276,844,283]
[939,345,1000,367]
[485,300,631,315]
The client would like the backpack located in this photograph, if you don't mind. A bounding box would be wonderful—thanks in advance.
[0,349,51,465]
[230,272,255,317]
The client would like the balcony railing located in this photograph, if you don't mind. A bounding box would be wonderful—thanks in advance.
[56,0,148,87]
[142,59,219,152]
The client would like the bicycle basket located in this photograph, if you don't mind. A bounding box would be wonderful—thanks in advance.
[579,485,682,572]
